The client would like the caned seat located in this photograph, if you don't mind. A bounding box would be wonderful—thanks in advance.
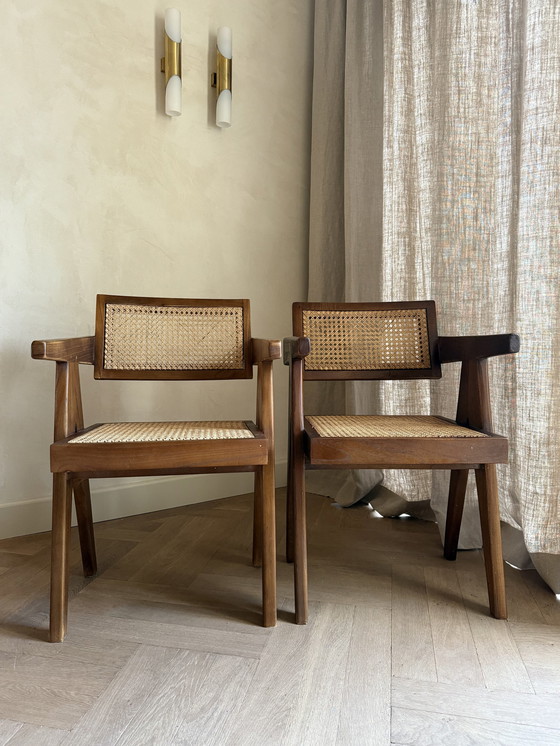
[52,421,268,473]
[32,295,281,642]
[284,301,519,624]
[307,415,489,438]
[68,421,256,443]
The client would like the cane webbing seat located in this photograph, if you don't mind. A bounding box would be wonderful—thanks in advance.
[32,295,281,642]
[306,415,488,439]
[285,300,520,626]
[69,421,255,444]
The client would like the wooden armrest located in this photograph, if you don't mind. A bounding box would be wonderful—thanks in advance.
[283,336,311,365]
[31,336,95,364]
[251,338,282,364]
[438,334,520,364]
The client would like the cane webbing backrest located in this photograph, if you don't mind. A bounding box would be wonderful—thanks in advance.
[94,296,252,380]
[294,301,441,380]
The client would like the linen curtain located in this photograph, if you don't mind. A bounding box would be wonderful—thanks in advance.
[308,0,560,592]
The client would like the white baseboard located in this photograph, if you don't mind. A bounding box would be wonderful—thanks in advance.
[0,461,287,541]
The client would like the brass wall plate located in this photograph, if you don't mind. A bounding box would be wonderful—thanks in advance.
[216,51,232,94]
[161,35,181,83]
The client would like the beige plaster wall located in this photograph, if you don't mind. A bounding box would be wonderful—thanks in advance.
[0,0,313,536]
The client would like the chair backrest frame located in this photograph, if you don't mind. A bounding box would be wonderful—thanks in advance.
[94,295,253,380]
[293,300,441,381]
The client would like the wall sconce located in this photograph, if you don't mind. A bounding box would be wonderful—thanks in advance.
[161,8,182,117]
[211,27,232,128]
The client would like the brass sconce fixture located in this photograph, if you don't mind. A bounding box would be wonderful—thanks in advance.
[161,8,182,117]
[211,27,232,127]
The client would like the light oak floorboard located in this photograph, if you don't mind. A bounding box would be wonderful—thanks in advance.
[337,605,391,746]
[128,515,236,587]
[67,612,268,659]
[284,603,356,746]
[521,571,560,626]
[0,720,23,744]
[392,677,560,730]
[0,491,557,744]
[225,601,355,746]
[501,565,547,624]
[424,567,484,687]
[509,622,560,694]
[60,645,179,744]
[117,651,257,746]
[100,514,193,583]
[391,706,560,746]
[457,569,535,693]
[391,563,437,683]
[5,724,67,746]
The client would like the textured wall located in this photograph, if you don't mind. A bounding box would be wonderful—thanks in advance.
[0,0,313,535]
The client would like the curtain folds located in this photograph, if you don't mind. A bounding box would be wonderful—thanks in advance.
[308,0,560,592]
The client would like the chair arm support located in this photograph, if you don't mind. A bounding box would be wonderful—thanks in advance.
[438,334,520,364]
[251,339,282,364]
[283,336,311,365]
[31,336,95,364]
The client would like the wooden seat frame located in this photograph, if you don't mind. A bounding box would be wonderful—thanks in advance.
[284,301,520,624]
[32,295,281,642]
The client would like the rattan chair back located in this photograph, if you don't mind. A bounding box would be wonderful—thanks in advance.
[94,295,252,380]
[293,301,441,380]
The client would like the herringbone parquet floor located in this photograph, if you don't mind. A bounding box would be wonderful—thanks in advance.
[0,490,558,745]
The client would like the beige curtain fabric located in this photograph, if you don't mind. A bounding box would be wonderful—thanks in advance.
[308,0,560,592]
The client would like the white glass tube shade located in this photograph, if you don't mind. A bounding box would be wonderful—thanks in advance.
[216,27,232,127]
[217,26,232,59]
[216,89,232,128]
[165,74,182,117]
[163,8,181,117]
[165,8,181,43]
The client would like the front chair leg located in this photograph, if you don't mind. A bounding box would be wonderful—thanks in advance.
[50,472,73,642]
[292,454,308,625]
[475,464,507,619]
[286,456,295,564]
[260,463,277,627]
[444,469,469,560]
[72,479,97,577]
[252,470,263,568]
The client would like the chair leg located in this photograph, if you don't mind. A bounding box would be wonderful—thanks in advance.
[50,473,72,643]
[292,453,308,625]
[286,453,295,564]
[474,464,507,619]
[444,469,469,560]
[72,479,97,577]
[259,464,277,627]
[252,470,263,568]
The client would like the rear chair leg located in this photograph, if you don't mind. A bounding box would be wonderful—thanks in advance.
[73,479,97,576]
[444,469,469,560]
[475,464,507,619]
[50,473,72,642]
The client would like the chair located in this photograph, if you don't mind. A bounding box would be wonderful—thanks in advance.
[284,300,519,624]
[32,295,280,642]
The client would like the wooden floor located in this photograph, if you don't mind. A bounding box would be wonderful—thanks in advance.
[0,490,558,745]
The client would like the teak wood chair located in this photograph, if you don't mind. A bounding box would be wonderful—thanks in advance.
[32,295,280,642]
[284,301,520,625]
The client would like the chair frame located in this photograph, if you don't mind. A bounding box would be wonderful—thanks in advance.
[32,295,280,642]
[284,301,520,625]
